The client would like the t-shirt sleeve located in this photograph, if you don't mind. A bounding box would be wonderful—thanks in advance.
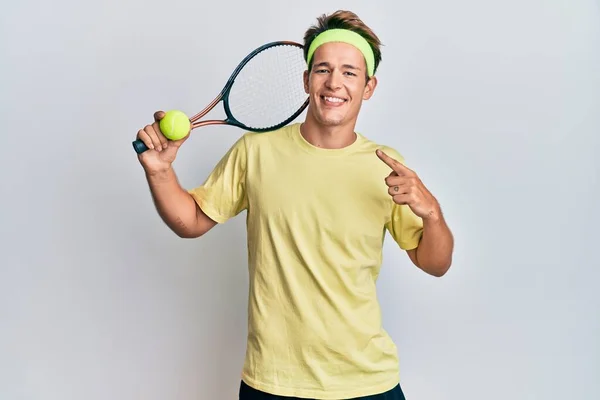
[187,135,248,224]
[386,203,424,250]
[382,148,424,250]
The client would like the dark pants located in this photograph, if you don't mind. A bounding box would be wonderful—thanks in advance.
[239,380,406,400]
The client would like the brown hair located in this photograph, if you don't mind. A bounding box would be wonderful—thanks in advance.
[303,10,383,77]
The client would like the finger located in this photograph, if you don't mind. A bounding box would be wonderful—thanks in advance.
[136,129,155,150]
[376,149,412,175]
[154,110,165,122]
[385,175,409,187]
[388,184,411,197]
[152,121,169,149]
[392,194,413,205]
[375,149,396,169]
[143,124,163,152]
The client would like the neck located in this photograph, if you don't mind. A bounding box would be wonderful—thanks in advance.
[300,114,357,149]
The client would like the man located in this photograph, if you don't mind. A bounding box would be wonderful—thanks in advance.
[135,10,454,400]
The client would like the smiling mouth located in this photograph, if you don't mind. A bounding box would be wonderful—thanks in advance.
[320,95,347,105]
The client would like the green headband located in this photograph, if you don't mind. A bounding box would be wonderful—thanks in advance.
[306,28,376,77]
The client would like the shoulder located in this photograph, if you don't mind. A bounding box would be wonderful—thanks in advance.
[242,123,297,143]
[238,123,299,155]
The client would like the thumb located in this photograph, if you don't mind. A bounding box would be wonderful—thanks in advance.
[153,110,166,122]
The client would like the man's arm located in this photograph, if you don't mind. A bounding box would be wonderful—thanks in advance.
[376,149,454,277]
[146,167,217,238]
[407,209,454,277]
[135,111,217,239]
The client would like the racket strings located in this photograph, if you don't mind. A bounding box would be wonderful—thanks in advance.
[227,44,308,130]
[230,47,305,125]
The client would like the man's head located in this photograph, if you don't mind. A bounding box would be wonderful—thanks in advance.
[302,10,382,128]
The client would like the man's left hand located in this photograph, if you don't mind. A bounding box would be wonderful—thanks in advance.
[376,149,440,221]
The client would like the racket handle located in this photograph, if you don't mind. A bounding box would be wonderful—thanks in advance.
[132,139,149,154]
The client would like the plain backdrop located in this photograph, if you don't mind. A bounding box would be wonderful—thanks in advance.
[1,0,599,399]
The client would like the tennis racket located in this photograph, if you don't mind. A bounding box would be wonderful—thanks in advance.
[132,41,309,154]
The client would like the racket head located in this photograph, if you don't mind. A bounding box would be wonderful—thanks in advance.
[132,41,310,154]
[219,41,309,132]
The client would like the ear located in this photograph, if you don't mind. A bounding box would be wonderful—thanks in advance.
[362,76,378,100]
[303,70,309,94]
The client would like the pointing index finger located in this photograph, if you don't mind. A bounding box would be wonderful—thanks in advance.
[376,149,407,174]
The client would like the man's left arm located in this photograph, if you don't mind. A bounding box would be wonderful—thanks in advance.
[407,210,453,277]
[376,149,454,277]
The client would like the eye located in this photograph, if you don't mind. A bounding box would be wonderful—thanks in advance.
[344,71,357,77]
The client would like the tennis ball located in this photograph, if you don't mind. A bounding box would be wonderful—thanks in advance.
[160,110,191,140]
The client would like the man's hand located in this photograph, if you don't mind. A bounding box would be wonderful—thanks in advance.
[376,149,440,221]
[136,111,190,175]
[377,149,454,276]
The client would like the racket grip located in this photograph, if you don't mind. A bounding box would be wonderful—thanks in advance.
[132,139,149,154]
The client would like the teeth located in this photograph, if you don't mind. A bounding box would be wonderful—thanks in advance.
[324,96,344,103]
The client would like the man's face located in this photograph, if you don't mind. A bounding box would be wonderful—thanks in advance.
[303,42,377,127]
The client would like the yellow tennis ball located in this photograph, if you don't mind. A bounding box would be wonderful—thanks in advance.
[160,110,191,140]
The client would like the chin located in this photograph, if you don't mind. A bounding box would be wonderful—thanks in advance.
[318,116,344,126]
[314,110,346,126]
[306,102,351,126]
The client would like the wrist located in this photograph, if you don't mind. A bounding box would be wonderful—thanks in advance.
[145,164,174,180]
[422,206,443,224]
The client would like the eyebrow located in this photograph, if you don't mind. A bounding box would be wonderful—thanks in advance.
[313,61,362,71]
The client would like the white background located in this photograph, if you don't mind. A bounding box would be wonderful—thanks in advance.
[1,0,599,399]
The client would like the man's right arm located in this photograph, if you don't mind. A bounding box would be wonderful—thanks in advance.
[145,166,217,239]
[135,111,217,239]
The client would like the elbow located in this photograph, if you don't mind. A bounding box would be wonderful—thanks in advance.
[169,223,204,239]
[412,247,453,277]
[174,229,205,239]
[173,222,214,239]
[422,259,452,277]
[175,231,194,239]
[167,214,212,239]
[430,266,450,277]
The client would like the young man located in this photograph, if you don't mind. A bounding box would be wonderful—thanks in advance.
[135,10,454,400]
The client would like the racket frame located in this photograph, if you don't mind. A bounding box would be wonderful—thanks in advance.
[190,40,309,132]
[132,40,309,154]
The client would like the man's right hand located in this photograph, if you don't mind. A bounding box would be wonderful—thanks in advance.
[136,110,190,173]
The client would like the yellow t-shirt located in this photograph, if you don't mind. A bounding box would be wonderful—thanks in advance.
[189,123,423,399]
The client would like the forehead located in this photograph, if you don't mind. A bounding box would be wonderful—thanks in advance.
[311,42,366,67]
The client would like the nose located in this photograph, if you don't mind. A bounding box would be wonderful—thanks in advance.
[325,70,342,90]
